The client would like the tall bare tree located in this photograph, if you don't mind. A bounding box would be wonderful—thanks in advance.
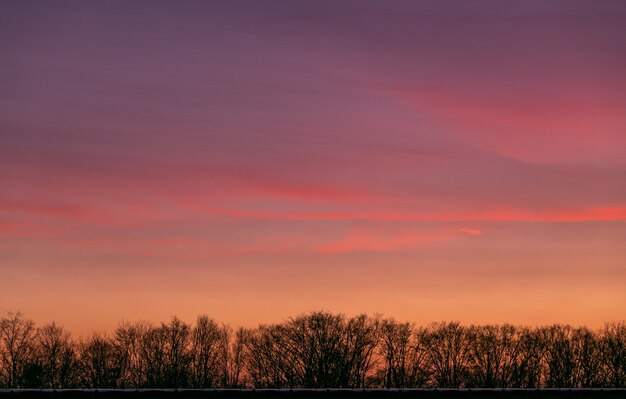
[378,319,428,387]
[35,323,77,388]
[344,314,380,387]
[141,325,167,387]
[244,312,379,388]
[0,312,36,388]
[78,335,119,388]
[245,324,289,388]
[190,315,224,388]
[420,322,470,388]
[225,327,250,388]
[466,324,524,388]
[541,325,579,387]
[508,326,544,388]
[163,317,192,387]
[601,322,626,387]
[571,327,602,387]
[114,321,150,388]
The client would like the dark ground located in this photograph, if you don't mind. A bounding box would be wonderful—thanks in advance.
[1,390,625,399]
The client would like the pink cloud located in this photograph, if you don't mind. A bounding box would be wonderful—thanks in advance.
[317,224,491,254]
[0,218,69,239]
[317,227,453,254]
[458,228,482,236]
[200,205,626,223]
[0,196,176,229]
[385,84,626,164]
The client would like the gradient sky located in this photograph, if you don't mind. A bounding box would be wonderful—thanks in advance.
[1,0,625,336]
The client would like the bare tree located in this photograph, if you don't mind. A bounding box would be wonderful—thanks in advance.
[571,327,602,387]
[378,318,429,387]
[190,315,224,388]
[541,325,578,387]
[508,326,544,388]
[466,324,524,388]
[245,324,289,388]
[0,312,36,388]
[344,314,380,387]
[244,312,379,388]
[380,319,410,387]
[420,322,470,388]
[114,320,150,388]
[286,312,359,387]
[35,323,77,388]
[78,334,119,388]
[141,325,167,387]
[600,322,626,387]
[163,316,192,387]
[225,327,251,388]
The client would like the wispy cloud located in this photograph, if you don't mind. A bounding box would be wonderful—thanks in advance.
[318,229,449,253]
[199,206,626,223]
[458,228,482,236]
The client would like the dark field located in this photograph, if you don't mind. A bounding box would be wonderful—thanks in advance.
[1,390,626,399]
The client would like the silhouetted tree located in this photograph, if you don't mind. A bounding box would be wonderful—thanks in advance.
[78,335,120,388]
[287,312,347,387]
[0,312,36,388]
[345,314,380,387]
[114,321,150,388]
[601,322,626,387]
[288,312,379,388]
[420,322,470,388]
[508,327,544,388]
[35,323,77,388]
[245,324,288,388]
[540,325,578,387]
[164,317,192,387]
[141,317,192,387]
[190,315,224,388]
[245,312,379,388]
[465,324,523,388]
[141,325,167,387]
[378,319,429,387]
[225,327,250,387]
[571,327,602,387]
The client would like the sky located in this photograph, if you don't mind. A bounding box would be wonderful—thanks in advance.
[1,0,625,336]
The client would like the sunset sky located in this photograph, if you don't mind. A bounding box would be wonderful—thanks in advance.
[1,0,625,336]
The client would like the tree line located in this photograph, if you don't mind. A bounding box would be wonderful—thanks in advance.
[1,311,625,389]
